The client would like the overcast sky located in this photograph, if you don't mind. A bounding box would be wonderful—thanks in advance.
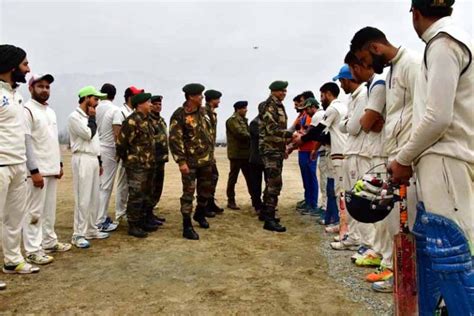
[1,0,472,140]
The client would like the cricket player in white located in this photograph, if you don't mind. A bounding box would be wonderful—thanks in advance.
[95,83,121,232]
[351,26,420,292]
[68,86,109,248]
[22,74,71,266]
[114,86,141,222]
[392,3,473,254]
[0,45,40,283]
[332,63,376,252]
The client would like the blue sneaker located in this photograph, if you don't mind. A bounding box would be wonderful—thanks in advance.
[308,206,323,217]
[71,236,90,249]
[98,217,118,232]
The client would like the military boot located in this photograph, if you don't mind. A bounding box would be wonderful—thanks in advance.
[208,198,224,214]
[227,199,240,210]
[193,205,210,229]
[128,222,148,238]
[183,216,199,240]
[262,209,286,232]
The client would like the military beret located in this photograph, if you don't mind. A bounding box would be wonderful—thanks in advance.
[182,83,205,95]
[204,89,222,100]
[304,97,320,108]
[233,101,248,109]
[269,80,288,91]
[131,92,152,108]
[412,0,454,9]
[151,95,163,103]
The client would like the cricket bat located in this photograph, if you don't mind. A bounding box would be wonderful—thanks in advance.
[393,184,418,316]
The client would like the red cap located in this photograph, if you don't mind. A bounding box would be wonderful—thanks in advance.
[129,86,144,95]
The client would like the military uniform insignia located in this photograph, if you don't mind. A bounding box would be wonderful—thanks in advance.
[185,115,194,125]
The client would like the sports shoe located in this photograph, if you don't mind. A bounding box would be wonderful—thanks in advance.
[372,275,394,293]
[85,232,110,240]
[333,235,342,242]
[3,262,40,274]
[44,242,72,253]
[308,206,323,217]
[318,218,325,225]
[296,199,306,208]
[330,235,360,251]
[296,202,307,211]
[26,253,54,265]
[356,251,383,267]
[366,267,393,283]
[0,280,5,290]
[71,236,90,249]
[351,246,369,262]
[299,207,311,215]
[325,224,340,234]
[98,217,118,232]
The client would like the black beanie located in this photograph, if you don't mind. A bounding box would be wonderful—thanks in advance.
[0,44,27,74]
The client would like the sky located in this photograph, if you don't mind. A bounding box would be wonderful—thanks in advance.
[1,0,473,141]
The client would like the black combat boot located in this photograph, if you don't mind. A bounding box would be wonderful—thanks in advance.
[193,205,210,229]
[183,216,199,240]
[262,209,286,232]
[208,198,224,214]
[153,214,166,223]
[204,209,216,218]
[227,199,240,210]
[128,222,148,238]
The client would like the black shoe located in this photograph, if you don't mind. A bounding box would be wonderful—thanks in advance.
[209,199,224,214]
[183,217,199,240]
[143,223,159,232]
[147,215,163,226]
[153,214,166,222]
[259,213,280,222]
[193,206,210,229]
[263,219,286,232]
[227,200,240,210]
[128,222,148,238]
[204,210,216,218]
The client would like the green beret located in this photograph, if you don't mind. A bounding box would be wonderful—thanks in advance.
[412,0,454,9]
[151,95,163,103]
[269,80,288,91]
[233,101,248,109]
[204,89,222,100]
[182,83,205,95]
[131,92,151,108]
[304,97,320,109]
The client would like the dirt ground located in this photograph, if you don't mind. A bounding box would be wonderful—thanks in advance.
[0,148,389,315]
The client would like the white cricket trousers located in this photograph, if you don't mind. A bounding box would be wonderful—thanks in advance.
[415,154,473,251]
[328,157,344,213]
[343,155,376,248]
[72,153,100,237]
[114,160,128,221]
[318,151,328,209]
[97,146,117,225]
[0,164,27,265]
[23,177,58,254]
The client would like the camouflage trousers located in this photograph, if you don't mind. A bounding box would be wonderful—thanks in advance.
[125,167,154,223]
[151,162,166,208]
[210,160,219,198]
[262,154,284,215]
[180,164,213,216]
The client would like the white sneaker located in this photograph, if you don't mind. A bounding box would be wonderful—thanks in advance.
[44,242,72,253]
[3,262,40,274]
[71,236,90,249]
[85,232,109,240]
[0,280,6,290]
[26,253,54,265]
[330,236,359,251]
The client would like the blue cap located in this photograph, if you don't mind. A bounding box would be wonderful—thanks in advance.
[332,64,353,81]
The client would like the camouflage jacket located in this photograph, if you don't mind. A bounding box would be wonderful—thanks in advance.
[258,95,293,156]
[149,112,169,163]
[226,112,250,160]
[205,103,217,144]
[169,102,213,168]
[116,111,155,169]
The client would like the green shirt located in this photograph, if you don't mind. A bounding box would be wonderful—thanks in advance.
[226,112,250,160]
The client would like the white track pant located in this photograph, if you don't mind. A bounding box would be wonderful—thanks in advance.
[23,177,58,254]
[114,160,128,221]
[0,164,27,265]
[343,155,376,248]
[97,146,117,225]
[415,154,473,250]
[72,153,100,238]
[318,152,328,209]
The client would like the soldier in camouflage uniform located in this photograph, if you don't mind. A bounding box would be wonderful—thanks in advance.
[169,83,214,240]
[258,81,293,232]
[149,95,168,224]
[116,92,157,238]
[204,89,224,216]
